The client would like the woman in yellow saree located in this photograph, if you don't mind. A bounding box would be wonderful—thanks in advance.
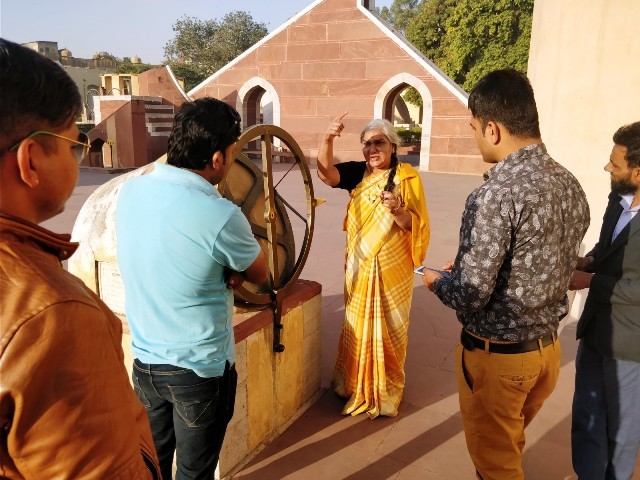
[317,114,430,418]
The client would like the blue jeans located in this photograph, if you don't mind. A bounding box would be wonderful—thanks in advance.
[132,359,237,480]
[572,341,640,480]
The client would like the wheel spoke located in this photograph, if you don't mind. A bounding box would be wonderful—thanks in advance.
[273,161,298,190]
[275,191,307,224]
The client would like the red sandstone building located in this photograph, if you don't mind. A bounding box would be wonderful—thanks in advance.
[87,67,188,168]
[89,0,483,174]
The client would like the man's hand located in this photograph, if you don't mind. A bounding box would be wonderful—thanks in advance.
[569,270,593,290]
[421,269,443,292]
[421,260,454,292]
[575,256,594,271]
[224,268,244,289]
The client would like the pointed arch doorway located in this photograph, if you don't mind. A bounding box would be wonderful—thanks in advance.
[374,73,433,171]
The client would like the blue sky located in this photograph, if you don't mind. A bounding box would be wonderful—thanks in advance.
[0,0,393,64]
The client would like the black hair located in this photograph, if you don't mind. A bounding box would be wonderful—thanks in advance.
[384,152,400,192]
[0,38,82,154]
[613,121,640,168]
[167,97,241,170]
[468,69,541,139]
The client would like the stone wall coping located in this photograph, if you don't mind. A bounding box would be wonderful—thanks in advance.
[232,279,322,343]
[117,279,322,342]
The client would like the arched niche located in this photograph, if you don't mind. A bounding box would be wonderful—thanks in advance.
[374,73,433,171]
[237,77,282,152]
[237,77,281,129]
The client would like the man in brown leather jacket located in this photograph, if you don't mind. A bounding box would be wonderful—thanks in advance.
[0,39,160,478]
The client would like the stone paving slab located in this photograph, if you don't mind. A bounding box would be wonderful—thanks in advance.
[46,167,640,480]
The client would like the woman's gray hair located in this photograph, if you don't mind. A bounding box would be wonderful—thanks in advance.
[360,118,401,146]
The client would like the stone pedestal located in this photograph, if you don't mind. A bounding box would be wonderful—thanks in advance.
[116,280,323,478]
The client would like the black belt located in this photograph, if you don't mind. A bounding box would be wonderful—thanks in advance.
[460,329,557,354]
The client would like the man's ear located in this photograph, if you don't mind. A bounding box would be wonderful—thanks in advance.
[484,121,501,145]
[211,150,225,170]
[15,140,40,188]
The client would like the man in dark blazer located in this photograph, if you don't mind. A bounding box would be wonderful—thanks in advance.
[570,121,640,480]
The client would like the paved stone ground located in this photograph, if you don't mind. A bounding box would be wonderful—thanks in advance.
[49,167,639,480]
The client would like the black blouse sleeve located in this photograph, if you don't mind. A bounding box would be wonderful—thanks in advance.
[334,161,367,192]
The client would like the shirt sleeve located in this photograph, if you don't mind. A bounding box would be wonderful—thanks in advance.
[334,161,366,192]
[212,206,262,272]
[434,187,512,313]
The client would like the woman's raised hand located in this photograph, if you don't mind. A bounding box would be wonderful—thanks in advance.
[325,111,348,141]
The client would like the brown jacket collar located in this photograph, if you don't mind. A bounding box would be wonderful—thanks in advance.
[0,213,78,261]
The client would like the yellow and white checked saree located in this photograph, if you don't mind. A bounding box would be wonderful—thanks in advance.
[332,163,429,418]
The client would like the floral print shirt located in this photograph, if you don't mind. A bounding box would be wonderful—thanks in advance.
[434,143,590,341]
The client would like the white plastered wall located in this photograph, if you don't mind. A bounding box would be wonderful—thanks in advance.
[527,0,640,319]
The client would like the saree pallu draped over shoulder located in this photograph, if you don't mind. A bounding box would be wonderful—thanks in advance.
[332,163,429,418]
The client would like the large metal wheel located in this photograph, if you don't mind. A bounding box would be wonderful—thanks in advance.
[218,124,316,307]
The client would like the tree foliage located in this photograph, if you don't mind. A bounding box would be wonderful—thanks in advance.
[402,86,423,107]
[165,63,208,93]
[404,0,533,92]
[164,11,268,91]
[377,0,420,35]
[114,63,155,75]
[405,0,454,63]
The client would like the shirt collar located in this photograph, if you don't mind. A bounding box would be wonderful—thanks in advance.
[0,213,78,260]
[619,194,640,212]
[483,143,548,181]
[150,161,220,197]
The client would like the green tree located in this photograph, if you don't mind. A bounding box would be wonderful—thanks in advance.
[377,0,420,35]
[440,0,533,91]
[405,0,454,64]
[164,11,268,91]
[402,86,422,107]
[405,0,533,91]
[166,63,207,92]
[114,63,155,75]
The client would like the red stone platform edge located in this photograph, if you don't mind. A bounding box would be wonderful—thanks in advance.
[118,279,323,343]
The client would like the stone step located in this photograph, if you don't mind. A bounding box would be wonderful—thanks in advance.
[145,113,174,122]
[145,104,174,113]
[146,123,172,132]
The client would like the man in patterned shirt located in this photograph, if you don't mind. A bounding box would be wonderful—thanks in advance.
[421,69,590,480]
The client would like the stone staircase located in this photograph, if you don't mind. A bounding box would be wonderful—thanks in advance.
[144,100,174,137]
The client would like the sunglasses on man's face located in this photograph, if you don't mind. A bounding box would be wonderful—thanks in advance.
[9,131,91,164]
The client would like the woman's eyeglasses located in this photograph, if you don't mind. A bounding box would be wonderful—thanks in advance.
[9,131,91,164]
[362,138,389,149]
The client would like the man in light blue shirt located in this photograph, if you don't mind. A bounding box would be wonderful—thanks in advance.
[116,98,267,480]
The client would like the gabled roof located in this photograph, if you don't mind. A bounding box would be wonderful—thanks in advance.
[165,65,192,101]
[188,0,468,105]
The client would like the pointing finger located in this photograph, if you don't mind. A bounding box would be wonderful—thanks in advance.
[333,111,348,123]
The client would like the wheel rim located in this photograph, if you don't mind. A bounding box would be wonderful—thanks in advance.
[218,124,316,306]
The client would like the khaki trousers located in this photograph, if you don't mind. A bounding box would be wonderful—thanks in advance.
[455,338,561,480]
